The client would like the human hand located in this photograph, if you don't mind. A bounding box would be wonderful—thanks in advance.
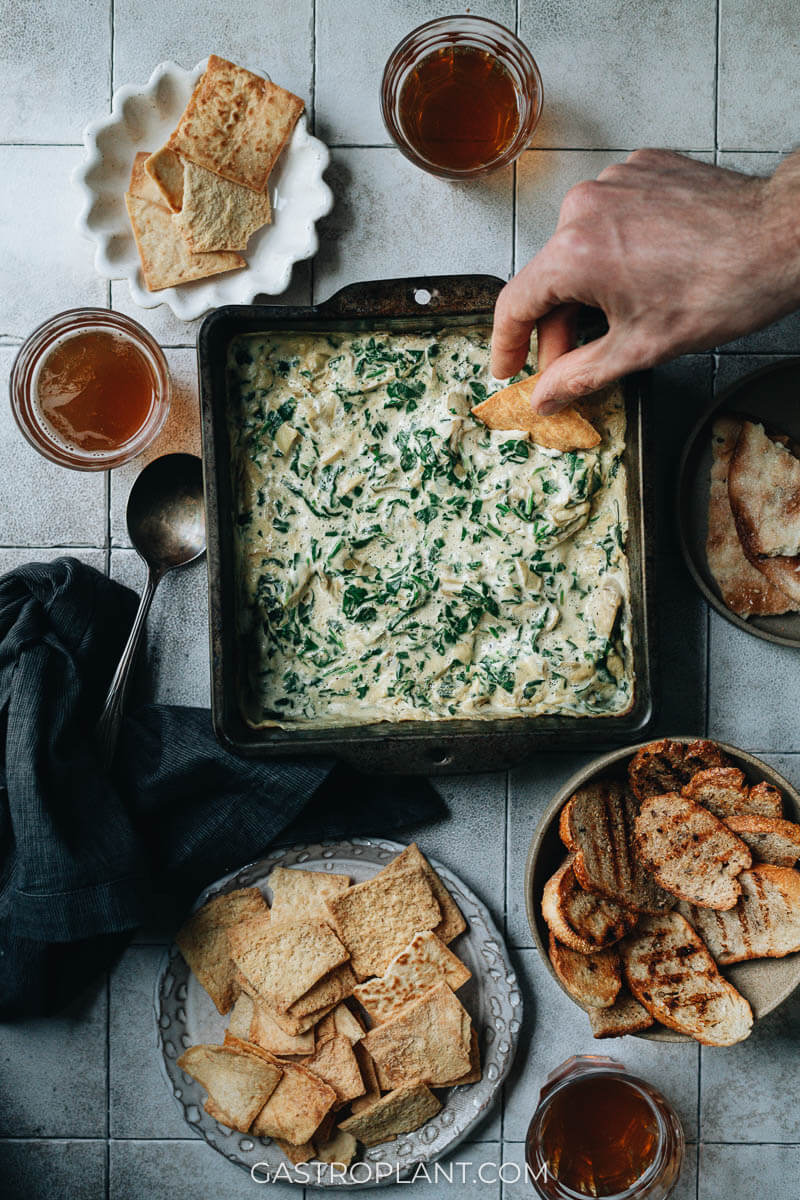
[490,149,800,413]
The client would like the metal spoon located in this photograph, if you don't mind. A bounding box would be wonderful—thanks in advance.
[96,453,206,766]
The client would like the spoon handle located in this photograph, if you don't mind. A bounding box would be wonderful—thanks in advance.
[96,567,161,767]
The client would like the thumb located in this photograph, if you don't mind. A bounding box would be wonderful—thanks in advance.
[531,334,630,414]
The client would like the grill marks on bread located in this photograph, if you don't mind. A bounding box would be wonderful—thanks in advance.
[542,856,638,953]
[628,738,732,801]
[634,793,751,910]
[678,865,800,964]
[548,933,622,1009]
[620,911,753,1046]
[681,766,783,820]
[560,779,673,914]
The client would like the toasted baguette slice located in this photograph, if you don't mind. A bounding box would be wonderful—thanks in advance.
[559,780,673,914]
[628,739,731,800]
[724,815,800,866]
[682,766,783,820]
[588,990,654,1038]
[548,933,621,1009]
[634,793,751,910]
[620,911,753,1046]
[542,857,638,953]
[677,865,800,964]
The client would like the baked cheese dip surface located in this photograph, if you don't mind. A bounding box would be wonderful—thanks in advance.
[228,327,633,728]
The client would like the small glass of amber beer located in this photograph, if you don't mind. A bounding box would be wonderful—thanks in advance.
[381,15,543,180]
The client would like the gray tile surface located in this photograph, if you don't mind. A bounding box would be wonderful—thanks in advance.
[113,1,315,104]
[0,147,107,339]
[0,0,110,143]
[110,549,209,707]
[313,149,513,301]
[503,950,700,1144]
[315,0,515,146]
[110,349,201,547]
[4,5,800,1199]
[0,979,107,1137]
[0,1139,106,1200]
[718,0,800,151]
[519,0,716,149]
[699,1143,800,1200]
[109,1138,297,1199]
[110,946,196,1139]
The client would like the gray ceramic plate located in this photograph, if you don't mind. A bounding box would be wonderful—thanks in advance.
[677,357,800,647]
[155,837,521,1187]
[525,737,800,1042]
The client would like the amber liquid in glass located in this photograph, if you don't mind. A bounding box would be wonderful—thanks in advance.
[528,1075,659,1196]
[398,45,520,171]
[35,330,156,453]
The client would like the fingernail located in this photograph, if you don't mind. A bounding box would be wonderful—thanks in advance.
[537,399,561,416]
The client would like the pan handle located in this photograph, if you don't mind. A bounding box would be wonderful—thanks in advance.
[316,273,506,319]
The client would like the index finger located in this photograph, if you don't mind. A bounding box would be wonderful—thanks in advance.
[490,249,565,378]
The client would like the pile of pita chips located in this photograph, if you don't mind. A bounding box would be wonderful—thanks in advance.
[175,844,480,1170]
[126,55,303,291]
[708,416,800,616]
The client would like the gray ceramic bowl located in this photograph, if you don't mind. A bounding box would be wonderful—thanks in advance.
[525,736,800,1041]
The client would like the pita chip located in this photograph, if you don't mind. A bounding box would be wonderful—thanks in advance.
[729,420,800,604]
[381,844,466,944]
[338,1083,442,1148]
[302,1034,365,1104]
[446,1027,481,1086]
[350,1042,381,1115]
[325,865,441,980]
[144,145,185,211]
[176,886,267,1014]
[353,930,471,1025]
[316,1002,365,1046]
[168,54,304,192]
[251,1061,336,1145]
[707,416,792,617]
[362,983,472,1089]
[177,1043,281,1133]
[274,1138,315,1165]
[129,152,168,206]
[177,159,272,251]
[227,914,349,1013]
[125,193,245,292]
[268,865,351,923]
[472,372,601,452]
[228,992,315,1056]
[728,420,800,557]
[314,1127,357,1168]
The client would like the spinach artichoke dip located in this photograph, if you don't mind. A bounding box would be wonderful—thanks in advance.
[228,327,633,728]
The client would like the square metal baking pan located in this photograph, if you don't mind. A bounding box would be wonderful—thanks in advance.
[198,274,656,774]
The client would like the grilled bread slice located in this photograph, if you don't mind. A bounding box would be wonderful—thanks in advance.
[724,815,800,867]
[559,780,673,914]
[620,911,753,1045]
[628,739,731,801]
[548,933,621,1009]
[542,857,639,954]
[588,990,654,1038]
[634,793,751,910]
[677,865,800,964]
[681,766,783,820]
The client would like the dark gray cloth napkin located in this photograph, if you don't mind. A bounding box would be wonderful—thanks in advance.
[0,558,444,1018]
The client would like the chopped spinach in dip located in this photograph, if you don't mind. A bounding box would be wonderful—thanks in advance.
[228,327,633,728]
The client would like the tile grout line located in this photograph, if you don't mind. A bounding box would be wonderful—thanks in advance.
[713,0,721,166]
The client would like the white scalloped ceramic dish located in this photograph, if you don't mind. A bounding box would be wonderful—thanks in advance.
[73,59,333,321]
[155,838,522,1188]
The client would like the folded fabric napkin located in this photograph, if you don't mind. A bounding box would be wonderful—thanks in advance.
[0,558,445,1019]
